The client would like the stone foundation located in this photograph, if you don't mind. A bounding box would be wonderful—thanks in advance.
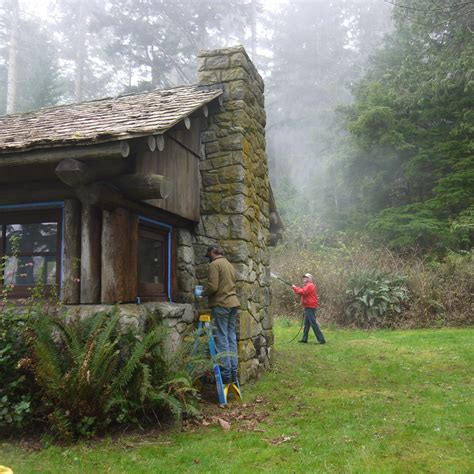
[63,302,195,356]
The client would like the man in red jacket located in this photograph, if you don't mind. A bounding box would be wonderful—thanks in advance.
[292,273,326,344]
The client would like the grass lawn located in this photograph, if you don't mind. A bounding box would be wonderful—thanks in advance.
[1,323,473,473]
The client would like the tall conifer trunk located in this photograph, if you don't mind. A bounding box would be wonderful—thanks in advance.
[74,0,88,102]
[6,0,19,114]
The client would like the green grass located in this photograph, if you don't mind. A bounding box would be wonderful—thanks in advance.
[1,323,473,473]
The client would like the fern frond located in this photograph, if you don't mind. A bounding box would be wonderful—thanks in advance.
[112,328,161,391]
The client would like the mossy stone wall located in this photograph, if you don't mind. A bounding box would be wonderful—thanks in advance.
[193,46,273,383]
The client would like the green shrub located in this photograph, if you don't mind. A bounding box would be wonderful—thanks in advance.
[270,236,473,329]
[405,250,474,327]
[345,270,409,327]
[0,308,40,432]
[29,309,200,440]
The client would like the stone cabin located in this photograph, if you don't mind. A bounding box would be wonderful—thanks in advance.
[0,46,283,383]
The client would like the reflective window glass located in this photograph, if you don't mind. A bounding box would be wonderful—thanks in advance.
[6,222,57,253]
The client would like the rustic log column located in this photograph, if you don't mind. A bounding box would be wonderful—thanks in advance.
[101,208,138,304]
[62,199,81,304]
[80,205,102,303]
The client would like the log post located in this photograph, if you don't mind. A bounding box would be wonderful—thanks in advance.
[101,208,138,303]
[80,205,102,304]
[62,199,81,304]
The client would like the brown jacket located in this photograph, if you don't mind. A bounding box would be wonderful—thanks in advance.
[205,256,240,308]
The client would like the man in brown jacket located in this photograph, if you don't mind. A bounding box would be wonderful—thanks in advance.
[203,245,240,385]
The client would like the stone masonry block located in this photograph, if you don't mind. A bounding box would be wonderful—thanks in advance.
[202,215,231,239]
[222,67,249,82]
[219,165,245,184]
[230,215,252,240]
[238,338,257,362]
[205,55,230,70]
[223,240,250,263]
[199,70,222,84]
[220,194,247,214]
[219,133,244,152]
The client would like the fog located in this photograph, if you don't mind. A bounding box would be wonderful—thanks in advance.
[1,0,393,226]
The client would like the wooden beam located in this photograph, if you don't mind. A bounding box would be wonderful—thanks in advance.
[121,198,196,229]
[80,204,102,303]
[75,182,123,211]
[0,141,130,167]
[56,158,97,187]
[0,181,75,204]
[112,173,172,200]
[62,199,81,304]
[55,157,131,188]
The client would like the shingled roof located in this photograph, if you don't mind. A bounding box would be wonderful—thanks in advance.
[0,85,223,153]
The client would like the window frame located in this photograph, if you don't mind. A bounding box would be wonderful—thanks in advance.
[0,206,63,300]
[137,220,171,302]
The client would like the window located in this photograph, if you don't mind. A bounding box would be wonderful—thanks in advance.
[138,223,169,300]
[0,208,62,299]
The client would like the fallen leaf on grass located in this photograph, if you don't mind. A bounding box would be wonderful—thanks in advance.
[218,418,231,431]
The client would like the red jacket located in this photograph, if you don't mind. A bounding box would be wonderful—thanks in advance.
[292,281,318,308]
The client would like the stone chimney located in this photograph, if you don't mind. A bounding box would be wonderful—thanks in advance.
[195,46,273,383]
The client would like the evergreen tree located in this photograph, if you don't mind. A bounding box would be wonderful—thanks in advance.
[0,3,63,114]
[102,0,251,91]
[331,0,474,251]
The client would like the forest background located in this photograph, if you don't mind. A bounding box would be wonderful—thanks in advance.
[1,0,473,327]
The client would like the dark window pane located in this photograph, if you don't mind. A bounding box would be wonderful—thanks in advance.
[6,222,57,253]
[139,238,164,284]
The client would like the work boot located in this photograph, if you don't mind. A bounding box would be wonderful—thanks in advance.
[298,340,307,343]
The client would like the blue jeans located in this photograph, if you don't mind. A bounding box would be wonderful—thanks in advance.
[302,308,326,343]
[211,306,239,383]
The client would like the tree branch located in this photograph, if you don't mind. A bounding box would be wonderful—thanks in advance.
[384,0,473,13]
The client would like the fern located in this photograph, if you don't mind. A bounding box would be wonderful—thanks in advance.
[29,309,202,440]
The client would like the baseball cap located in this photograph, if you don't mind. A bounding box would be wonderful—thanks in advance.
[303,273,313,279]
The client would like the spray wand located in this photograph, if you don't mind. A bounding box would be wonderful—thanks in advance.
[270,272,293,287]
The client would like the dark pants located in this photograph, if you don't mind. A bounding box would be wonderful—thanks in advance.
[302,308,325,343]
